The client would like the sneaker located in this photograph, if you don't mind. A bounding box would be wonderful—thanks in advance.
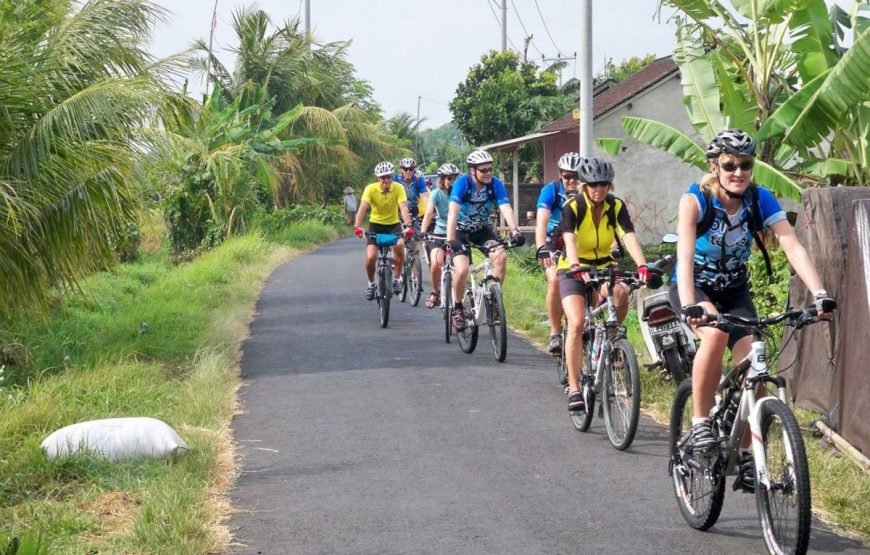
[691,422,718,452]
[568,390,585,412]
[365,283,377,301]
[452,309,466,331]
[547,333,562,354]
[392,278,402,295]
[733,452,755,493]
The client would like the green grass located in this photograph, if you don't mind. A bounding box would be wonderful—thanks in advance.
[0,221,342,553]
[502,250,870,542]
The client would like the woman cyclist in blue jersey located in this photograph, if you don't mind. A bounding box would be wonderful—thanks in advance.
[671,129,834,489]
[420,162,461,309]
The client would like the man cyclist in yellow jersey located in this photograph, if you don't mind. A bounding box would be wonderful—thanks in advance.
[557,157,649,412]
[354,161,415,300]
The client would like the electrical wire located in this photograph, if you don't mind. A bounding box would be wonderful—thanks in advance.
[509,0,542,56]
[532,0,563,55]
[484,0,520,51]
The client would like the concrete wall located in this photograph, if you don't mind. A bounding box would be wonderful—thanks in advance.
[540,76,704,245]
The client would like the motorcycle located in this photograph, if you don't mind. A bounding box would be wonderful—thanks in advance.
[637,233,696,383]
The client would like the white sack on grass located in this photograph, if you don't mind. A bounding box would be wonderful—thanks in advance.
[41,417,189,462]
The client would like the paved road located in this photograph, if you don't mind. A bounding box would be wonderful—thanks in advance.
[228,237,866,554]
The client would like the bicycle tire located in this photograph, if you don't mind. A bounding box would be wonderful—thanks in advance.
[487,283,507,362]
[556,326,568,388]
[409,253,423,307]
[602,338,641,450]
[662,347,687,384]
[457,289,478,354]
[400,257,409,303]
[571,371,596,432]
[442,268,452,343]
[669,378,725,530]
[755,399,811,555]
[379,266,391,328]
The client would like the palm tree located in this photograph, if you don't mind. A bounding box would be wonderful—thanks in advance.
[0,0,186,317]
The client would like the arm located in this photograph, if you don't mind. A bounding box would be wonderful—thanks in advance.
[498,203,520,233]
[535,208,551,249]
[446,202,460,242]
[676,194,699,307]
[399,201,412,228]
[354,200,370,228]
[770,219,824,293]
[420,195,437,235]
[621,232,646,268]
[564,230,579,268]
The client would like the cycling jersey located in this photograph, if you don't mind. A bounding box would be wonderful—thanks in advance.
[556,193,634,270]
[679,183,786,290]
[361,182,407,225]
[449,174,511,233]
[428,188,450,236]
[394,174,428,215]
[536,179,570,235]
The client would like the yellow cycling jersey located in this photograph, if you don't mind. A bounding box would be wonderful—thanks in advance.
[361,182,407,225]
[556,193,634,270]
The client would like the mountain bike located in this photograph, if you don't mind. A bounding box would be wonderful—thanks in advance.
[669,303,835,555]
[400,220,423,306]
[569,268,644,451]
[555,312,568,389]
[440,245,454,343]
[365,232,400,328]
[455,239,518,362]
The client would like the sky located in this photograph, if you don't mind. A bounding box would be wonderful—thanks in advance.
[148,0,682,129]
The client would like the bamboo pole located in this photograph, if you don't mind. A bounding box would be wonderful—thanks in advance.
[813,420,870,472]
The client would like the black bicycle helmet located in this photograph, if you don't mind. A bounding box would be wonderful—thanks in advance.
[577,157,614,183]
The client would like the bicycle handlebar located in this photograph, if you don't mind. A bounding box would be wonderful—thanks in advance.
[696,303,836,331]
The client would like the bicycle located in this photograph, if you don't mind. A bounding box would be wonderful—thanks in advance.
[669,303,835,554]
[454,239,517,362]
[400,219,424,307]
[439,244,454,343]
[365,232,400,328]
[569,268,644,451]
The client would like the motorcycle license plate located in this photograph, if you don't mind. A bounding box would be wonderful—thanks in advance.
[650,320,682,336]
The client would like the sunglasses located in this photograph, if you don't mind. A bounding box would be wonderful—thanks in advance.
[719,160,754,172]
[585,182,610,188]
[560,173,580,181]
[475,167,493,174]
[401,167,415,171]
[377,175,393,181]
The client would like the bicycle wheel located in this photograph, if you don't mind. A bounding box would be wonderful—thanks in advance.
[556,329,568,389]
[456,289,478,354]
[400,257,409,302]
[442,269,452,343]
[409,253,423,307]
[602,338,641,450]
[378,266,391,328]
[571,371,596,432]
[669,379,725,530]
[662,347,687,384]
[755,399,811,555]
[486,283,507,362]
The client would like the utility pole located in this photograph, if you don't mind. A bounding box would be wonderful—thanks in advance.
[501,0,507,51]
[541,52,577,87]
[579,0,593,157]
[205,0,218,95]
[305,0,310,36]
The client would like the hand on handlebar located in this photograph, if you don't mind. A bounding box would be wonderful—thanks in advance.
[813,295,836,320]
[511,230,526,247]
[402,225,414,239]
[536,244,555,267]
[353,226,364,238]
[681,303,709,326]
[568,264,592,283]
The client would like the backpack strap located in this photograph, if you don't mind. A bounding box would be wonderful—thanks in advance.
[605,193,626,258]
[695,185,772,275]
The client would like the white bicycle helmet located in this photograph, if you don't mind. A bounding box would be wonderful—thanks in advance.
[437,163,461,177]
[399,157,417,169]
[709,128,756,157]
[557,152,582,172]
[466,149,493,167]
[577,157,614,183]
[374,161,395,177]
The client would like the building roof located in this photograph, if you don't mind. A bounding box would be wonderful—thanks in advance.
[538,56,679,134]
[479,131,560,152]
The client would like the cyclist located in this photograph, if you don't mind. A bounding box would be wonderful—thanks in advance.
[395,157,429,228]
[671,129,834,480]
[353,161,415,300]
[557,156,649,412]
[420,162,461,309]
[535,152,583,354]
[445,149,525,330]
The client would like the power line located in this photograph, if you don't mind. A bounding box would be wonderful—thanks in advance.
[509,0,542,56]
[532,0,563,55]
[485,0,520,51]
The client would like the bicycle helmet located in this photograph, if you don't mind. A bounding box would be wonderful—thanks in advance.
[466,149,493,167]
[437,162,461,177]
[710,128,756,157]
[577,157,614,183]
[399,157,417,169]
[557,152,582,172]
[374,161,395,177]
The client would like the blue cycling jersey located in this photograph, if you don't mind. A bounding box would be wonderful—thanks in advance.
[393,174,428,213]
[449,174,511,233]
[536,179,571,235]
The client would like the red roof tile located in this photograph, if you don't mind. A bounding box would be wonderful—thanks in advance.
[538,56,679,134]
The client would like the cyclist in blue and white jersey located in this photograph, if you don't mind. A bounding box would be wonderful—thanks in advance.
[420,162,461,309]
[535,152,583,354]
[394,157,429,224]
[445,149,525,330]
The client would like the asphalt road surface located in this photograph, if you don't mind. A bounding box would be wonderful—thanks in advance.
[228,237,867,554]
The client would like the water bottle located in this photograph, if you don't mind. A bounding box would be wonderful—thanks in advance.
[590,332,602,363]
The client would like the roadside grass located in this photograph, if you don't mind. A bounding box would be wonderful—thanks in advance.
[0,222,342,553]
[502,251,870,542]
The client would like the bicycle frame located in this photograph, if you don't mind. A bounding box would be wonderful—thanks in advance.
[584,276,630,396]
[466,246,504,326]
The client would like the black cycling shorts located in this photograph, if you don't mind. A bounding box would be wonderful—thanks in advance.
[451,227,500,259]
[557,271,589,300]
[668,282,757,349]
[366,223,402,246]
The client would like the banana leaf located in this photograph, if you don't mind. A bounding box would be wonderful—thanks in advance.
[674,21,727,140]
[789,0,838,83]
[621,116,707,170]
[595,138,622,156]
[711,50,756,132]
[753,159,803,200]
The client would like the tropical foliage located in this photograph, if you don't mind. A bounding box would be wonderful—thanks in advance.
[0,0,185,317]
[614,0,870,199]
